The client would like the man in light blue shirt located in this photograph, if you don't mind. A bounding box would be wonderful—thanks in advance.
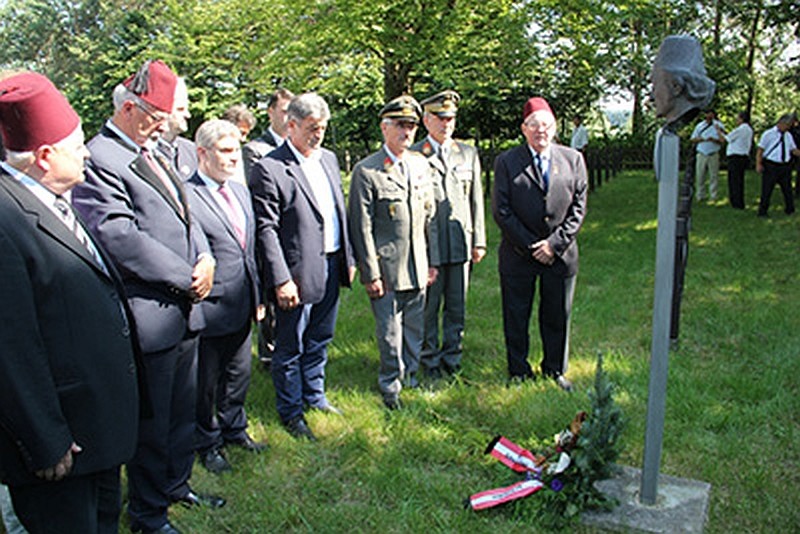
[690,109,725,201]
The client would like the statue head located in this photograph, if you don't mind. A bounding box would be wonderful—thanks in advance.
[651,36,715,126]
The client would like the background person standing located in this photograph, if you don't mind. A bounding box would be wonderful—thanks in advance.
[724,111,753,209]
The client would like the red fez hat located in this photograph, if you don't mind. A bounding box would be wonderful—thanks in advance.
[122,60,178,113]
[0,72,81,152]
[523,97,554,122]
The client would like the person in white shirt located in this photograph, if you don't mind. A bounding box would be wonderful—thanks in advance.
[690,109,726,201]
[569,115,589,153]
[724,111,753,209]
[756,113,800,217]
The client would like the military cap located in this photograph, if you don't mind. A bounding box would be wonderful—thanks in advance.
[420,90,460,118]
[380,95,422,123]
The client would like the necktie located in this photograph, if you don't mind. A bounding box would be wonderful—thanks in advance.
[535,153,549,192]
[218,183,247,249]
[142,147,183,213]
[53,196,108,274]
[780,132,786,163]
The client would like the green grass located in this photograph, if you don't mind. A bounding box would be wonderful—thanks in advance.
[123,168,799,533]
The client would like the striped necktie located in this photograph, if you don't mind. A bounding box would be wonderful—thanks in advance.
[53,195,108,274]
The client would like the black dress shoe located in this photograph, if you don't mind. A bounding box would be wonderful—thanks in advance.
[199,448,232,474]
[226,434,268,453]
[382,395,401,410]
[284,416,317,441]
[507,372,535,386]
[426,367,443,381]
[175,490,226,509]
[141,522,181,534]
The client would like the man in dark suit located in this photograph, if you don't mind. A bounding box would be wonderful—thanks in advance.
[242,88,293,179]
[243,88,294,370]
[492,97,587,392]
[250,92,355,441]
[412,90,486,379]
[72,60,222,534]
[156,77,197,181]
[185,119,266,474]
[0,71,140,533]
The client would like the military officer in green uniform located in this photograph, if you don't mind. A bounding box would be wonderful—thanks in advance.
[412,90,486,380]
[348,96,440,409]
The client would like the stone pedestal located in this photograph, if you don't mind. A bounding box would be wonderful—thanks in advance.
[582,465,711,533]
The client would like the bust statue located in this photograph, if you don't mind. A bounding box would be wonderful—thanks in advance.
[651,36,715,130]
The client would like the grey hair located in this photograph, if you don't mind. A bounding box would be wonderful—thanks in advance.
[112,83,152,113]
[287,93,330,124]
[194,119,241,149]
[4,149,34,166]
[777,113,794,125]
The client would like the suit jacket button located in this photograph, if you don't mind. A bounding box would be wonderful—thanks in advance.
[122,326,130,337]
[128,363,136,374]
[543,216,550,223]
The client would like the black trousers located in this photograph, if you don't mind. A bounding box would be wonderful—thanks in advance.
[727,154,749,209]
[127,335,198,532]
[10,467,121,534]
[758,161,795,215]
[196,322,253,453]
[500,271,576,378]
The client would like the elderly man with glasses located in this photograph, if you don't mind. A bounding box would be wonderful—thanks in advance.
[72,60,222,534]
[492,97,588,392]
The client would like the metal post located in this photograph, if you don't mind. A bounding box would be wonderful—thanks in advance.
[640,127,679,505]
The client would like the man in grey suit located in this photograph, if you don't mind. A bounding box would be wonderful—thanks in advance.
[72,60,222,534]
[156,77,197,181]
[412,90,486,380]
[186,120,266,475]
[250,93,355,441]
[348,95,439,410]
[492,97,587,392]
[0,71,140,533]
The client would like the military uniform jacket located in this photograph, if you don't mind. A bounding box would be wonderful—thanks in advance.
[348,147,439,291]
[0,173,140,486]
[492,143,587,278]
[411,138,485,264]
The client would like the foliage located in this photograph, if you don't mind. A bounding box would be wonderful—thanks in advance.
[515,352,624,529]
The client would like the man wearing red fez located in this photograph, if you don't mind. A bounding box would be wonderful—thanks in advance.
[0,71,141,533]
[491,96,588,392]
[72,60,221,534]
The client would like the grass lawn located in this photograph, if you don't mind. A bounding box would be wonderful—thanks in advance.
[121,168,798,533]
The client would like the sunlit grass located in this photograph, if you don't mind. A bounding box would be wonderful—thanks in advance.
[114,168,798,533]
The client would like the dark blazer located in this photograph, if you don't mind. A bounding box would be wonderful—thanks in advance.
[72,125,209,353]
[249,143,354,304]
[242,133,278,182]
[492,143,587,278]
[157,136,198,181]
[185,173,260,336]
[0,173,139,487]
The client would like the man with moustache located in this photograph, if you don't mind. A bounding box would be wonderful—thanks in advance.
[250,93,355,441]
[492,97,587,392]
[411,90,485,380]
[348,95,439,409]
[72,60,222,534]
[0,71,140,533]
[156,77,197,181]
[186,119,266,474]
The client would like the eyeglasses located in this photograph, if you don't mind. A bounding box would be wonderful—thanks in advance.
[134,101,169,123]
[524,120,554,131]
